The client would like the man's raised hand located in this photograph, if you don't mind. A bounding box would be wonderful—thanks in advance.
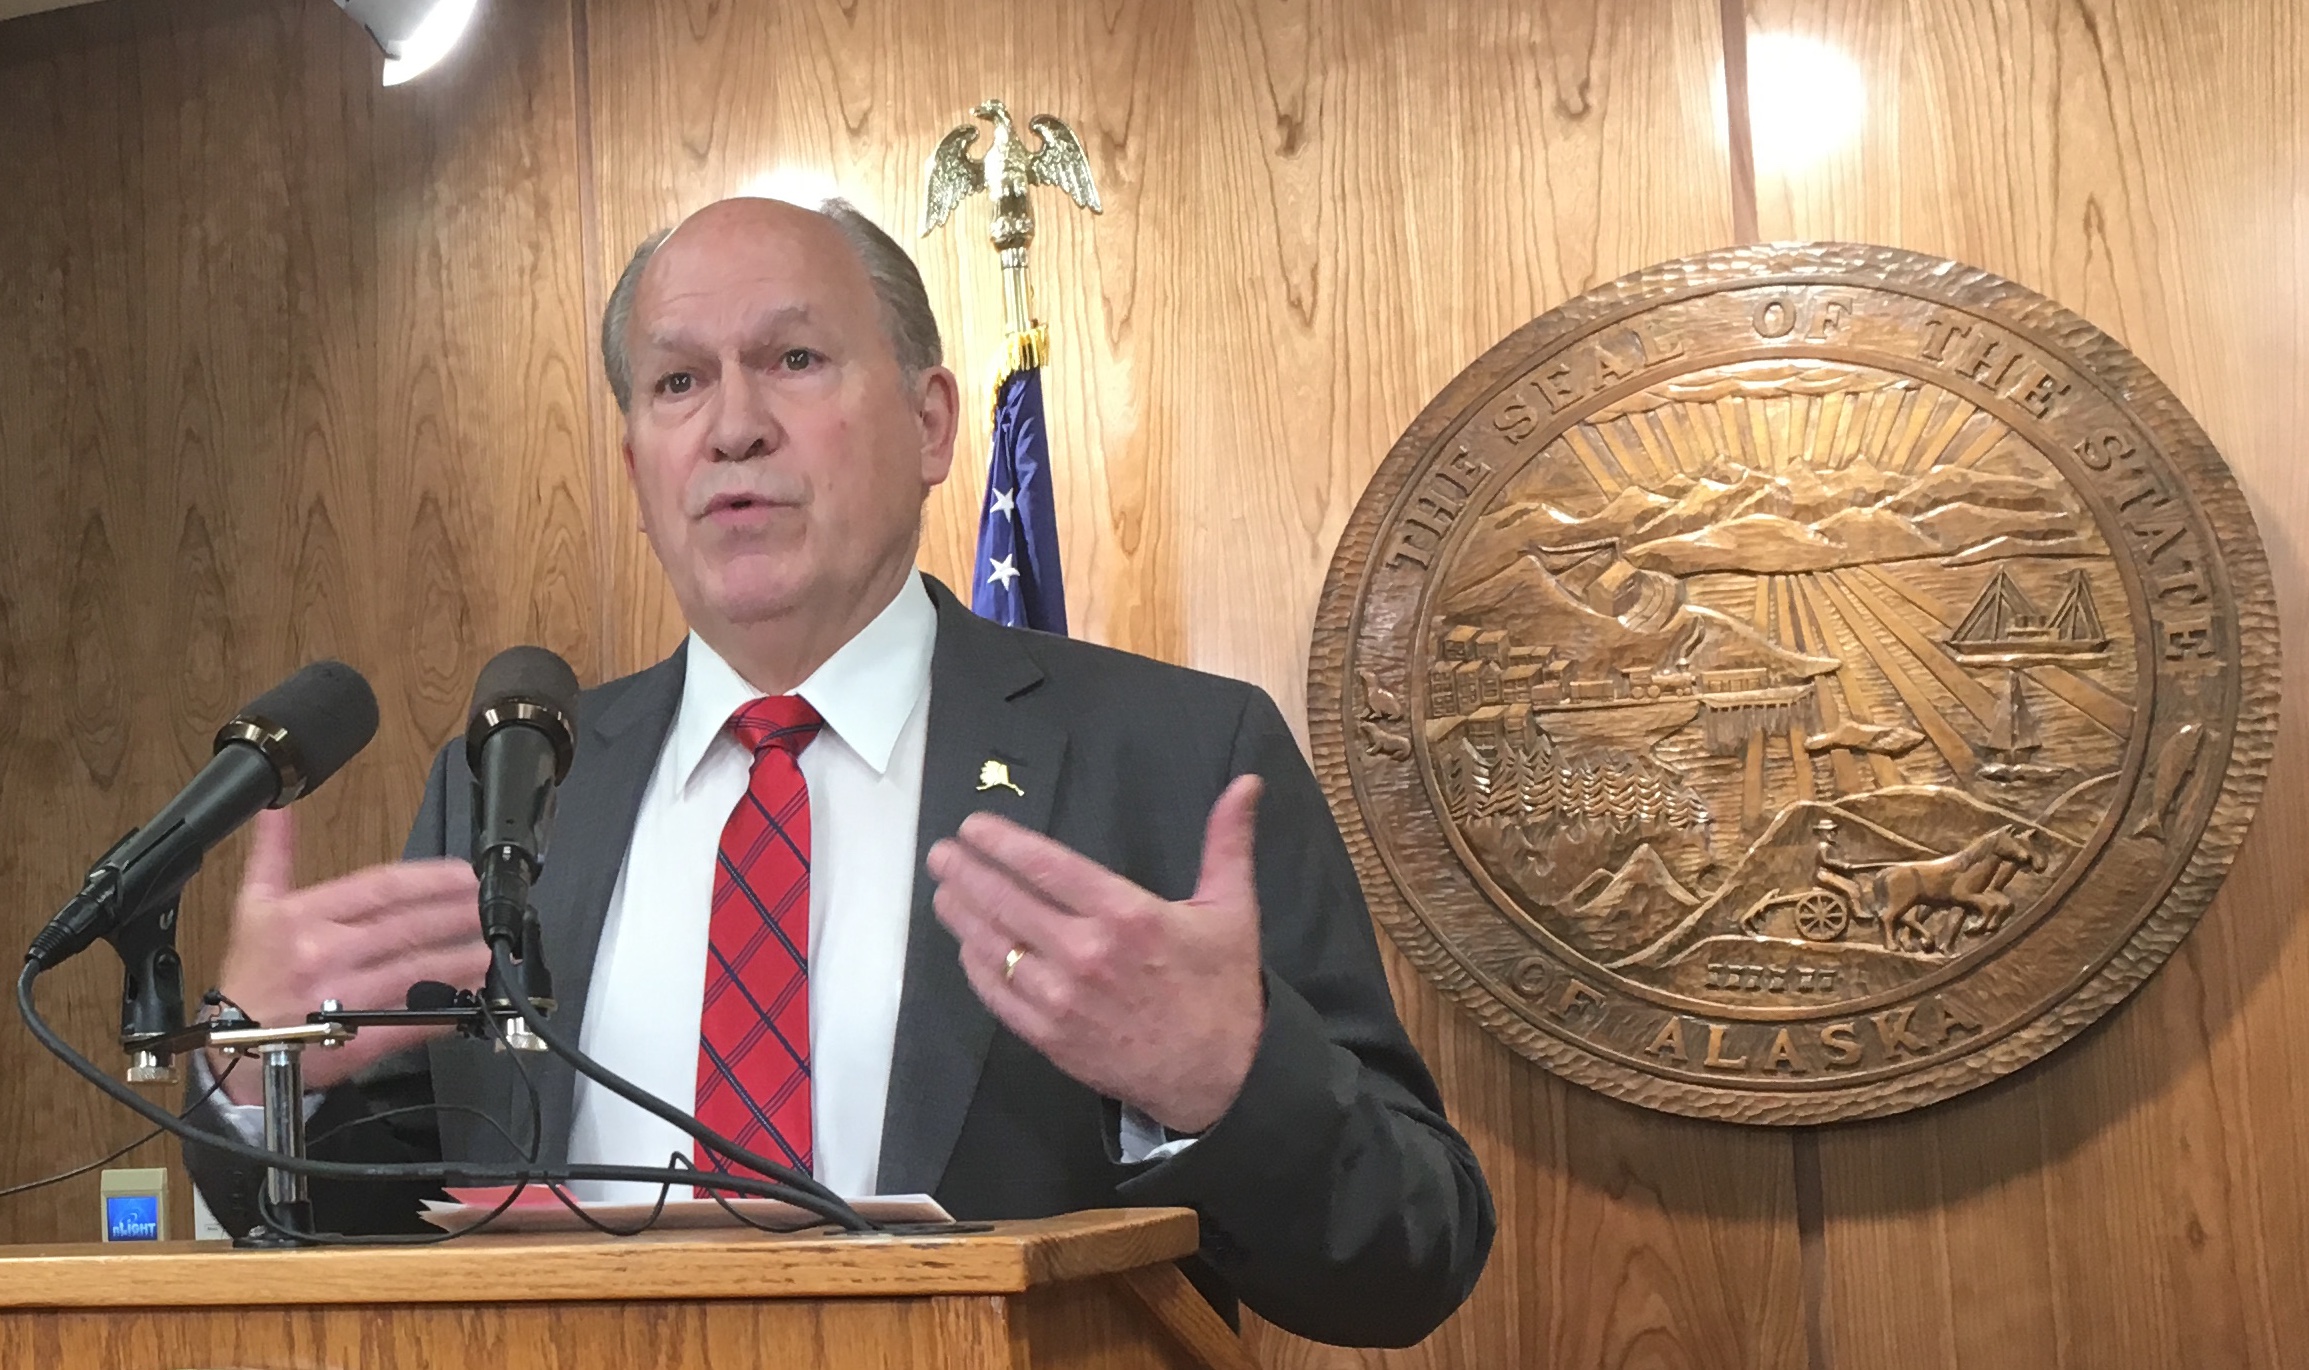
[925,775,1267,1135]
[207,808,487,1104]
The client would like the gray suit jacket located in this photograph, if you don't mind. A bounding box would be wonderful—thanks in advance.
[188,575,1493,1347]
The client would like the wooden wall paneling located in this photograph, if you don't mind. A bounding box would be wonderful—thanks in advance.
[1178,0,1747,729]
[366,0,600,765]
[1292,993,1808,1370]
[1748,0,2309,1364]
[141,0,400,1243]
[0,0,390,1247]
[0,0,598,1246]
[0,0,166,1252]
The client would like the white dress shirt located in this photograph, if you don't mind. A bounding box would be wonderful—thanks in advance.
[568,576,934,1201]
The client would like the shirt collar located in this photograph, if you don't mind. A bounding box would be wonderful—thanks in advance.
[667,573,936,791]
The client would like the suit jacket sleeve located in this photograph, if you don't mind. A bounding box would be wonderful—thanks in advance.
[1114,687,1495,1347]
[181,743,461,1237]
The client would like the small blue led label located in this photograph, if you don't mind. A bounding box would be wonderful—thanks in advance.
[104,1194,161,1242]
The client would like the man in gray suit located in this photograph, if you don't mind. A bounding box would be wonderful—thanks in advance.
[186,197,1492,1347]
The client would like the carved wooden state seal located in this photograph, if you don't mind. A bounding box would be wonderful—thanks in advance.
[1309,244,2278,1122]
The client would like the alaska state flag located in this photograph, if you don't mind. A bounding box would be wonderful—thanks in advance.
[971,349,1068,633]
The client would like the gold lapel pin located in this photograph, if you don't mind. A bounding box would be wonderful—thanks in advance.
[976,759,1025,796]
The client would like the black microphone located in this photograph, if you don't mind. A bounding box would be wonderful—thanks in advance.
[27,660,380,971]
[465,646,579,949]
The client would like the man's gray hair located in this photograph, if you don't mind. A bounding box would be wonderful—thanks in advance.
[600,198,943,413]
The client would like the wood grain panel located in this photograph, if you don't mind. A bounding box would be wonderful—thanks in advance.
[0,1298,989,1370]
[1177,0,1744,728]
[0,1215,1217,1369]
[1118,1264,1263,1370]
[0,0,597,1249]
[0,1210,1198,1305]
[0,0,172,1254]
[0,1289,1235,1370]
[1749,0,2309,1365]
[1015,1277,1233,1370]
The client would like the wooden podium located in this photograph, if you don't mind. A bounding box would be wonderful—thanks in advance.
[0,1207,1257,1369]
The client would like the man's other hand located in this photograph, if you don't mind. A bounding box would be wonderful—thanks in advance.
[207,808,486,1105]
[926,775,1267,1135]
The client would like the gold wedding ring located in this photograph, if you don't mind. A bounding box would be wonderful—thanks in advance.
[1003,945,1026,982]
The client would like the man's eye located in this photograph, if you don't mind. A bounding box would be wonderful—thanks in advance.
[781,349,817,371]
[658,372,694,396]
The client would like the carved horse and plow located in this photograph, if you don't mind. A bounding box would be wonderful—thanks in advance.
[1738,822,2049,957]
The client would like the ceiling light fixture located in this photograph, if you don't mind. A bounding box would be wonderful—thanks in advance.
[331,0,481,87]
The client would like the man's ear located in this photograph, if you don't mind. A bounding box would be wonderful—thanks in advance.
[622,433,647,534]
[915,365,962,489]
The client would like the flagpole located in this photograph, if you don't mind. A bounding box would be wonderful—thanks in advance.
[920,100,1100,636]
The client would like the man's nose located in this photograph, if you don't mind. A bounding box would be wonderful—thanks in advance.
[709,362,784,462]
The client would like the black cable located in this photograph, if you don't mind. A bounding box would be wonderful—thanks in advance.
[677,1151,834,1236]
[256,1176,534,1247]
[283,1077,772,1244]
[485,941,857,1219]
[0,1056,239,1201]
[14,958,870,1228]
[541,1152,832,1240]
[306,1102,523,1156]
[544,1172,677,1238]
[286,1022,606,1246]
[273,1008,547,1246]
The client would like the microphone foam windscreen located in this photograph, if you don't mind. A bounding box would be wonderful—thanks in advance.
[467,646,581,726]
[240,660,380,795]
[404,980,461,1013]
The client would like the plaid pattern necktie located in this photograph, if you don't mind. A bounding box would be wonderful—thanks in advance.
[695,695,823,1187]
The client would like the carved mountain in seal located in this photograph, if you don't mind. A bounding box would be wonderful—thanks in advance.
[1479,458,2093,577]
[1444,551,1840,683]
[1563,842,1703,953]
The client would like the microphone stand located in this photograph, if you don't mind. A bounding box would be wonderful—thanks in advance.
[203,1015,356,1248]
[76,840,556,1246]
[207,990,549,1248]
[16,960,879,1244]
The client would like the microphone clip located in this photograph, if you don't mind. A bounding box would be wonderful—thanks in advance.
[109,895,190,1085]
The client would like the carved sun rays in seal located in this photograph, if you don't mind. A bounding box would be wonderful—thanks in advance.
[1544,360,2012,496]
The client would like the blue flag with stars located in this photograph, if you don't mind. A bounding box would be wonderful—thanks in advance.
[972,350,1068,633]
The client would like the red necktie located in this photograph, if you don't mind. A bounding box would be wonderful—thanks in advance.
[695,695,822,1189]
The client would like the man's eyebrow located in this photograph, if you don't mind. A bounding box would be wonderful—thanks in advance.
[643,304,816,358]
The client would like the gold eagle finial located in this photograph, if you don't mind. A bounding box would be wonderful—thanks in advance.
[921,100,1101,343]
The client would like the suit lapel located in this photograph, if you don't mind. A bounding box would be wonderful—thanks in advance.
[876,578,1067,1194]
[516,649,687,1164]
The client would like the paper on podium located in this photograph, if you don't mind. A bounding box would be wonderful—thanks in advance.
[420,1186,951,1234]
